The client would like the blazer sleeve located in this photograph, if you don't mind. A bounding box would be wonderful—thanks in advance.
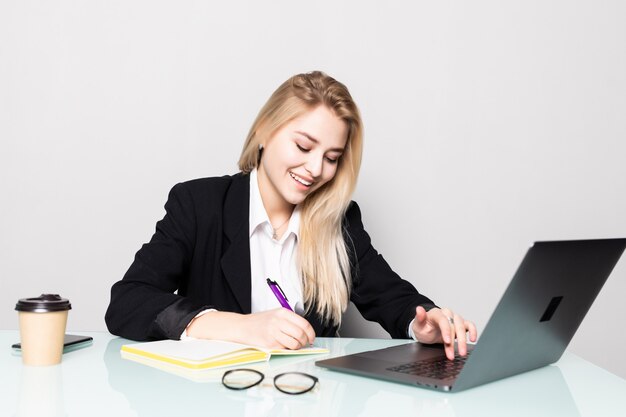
[345,201,437,339]
[105,183,212,341]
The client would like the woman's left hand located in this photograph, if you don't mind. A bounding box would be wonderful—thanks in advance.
[411,306,478,360]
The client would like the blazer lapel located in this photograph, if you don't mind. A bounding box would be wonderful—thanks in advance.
[220,173,252,314]
[219,172,338,337]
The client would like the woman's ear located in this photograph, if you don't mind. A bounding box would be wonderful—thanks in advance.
[257,142,264,164]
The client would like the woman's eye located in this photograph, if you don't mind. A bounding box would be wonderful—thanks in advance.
[296,144,310,153]
[325,157,338,164]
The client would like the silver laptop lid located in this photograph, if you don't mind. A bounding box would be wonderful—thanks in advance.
[454,238,626,391]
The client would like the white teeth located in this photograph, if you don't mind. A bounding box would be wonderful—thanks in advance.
[290,172,312,186]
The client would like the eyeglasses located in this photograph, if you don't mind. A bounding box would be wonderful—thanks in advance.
[222,369,319,395]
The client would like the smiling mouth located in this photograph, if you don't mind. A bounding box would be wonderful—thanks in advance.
[289,172,313,187]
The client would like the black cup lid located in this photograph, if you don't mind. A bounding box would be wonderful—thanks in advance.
[15,294,72,312]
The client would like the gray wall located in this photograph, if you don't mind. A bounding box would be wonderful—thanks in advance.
[2,1,625,378]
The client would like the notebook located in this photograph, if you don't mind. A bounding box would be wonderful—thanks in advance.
[316,238,626,392]
[121,339,328,372]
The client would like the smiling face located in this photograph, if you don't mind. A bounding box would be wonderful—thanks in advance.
[257,105,348,216]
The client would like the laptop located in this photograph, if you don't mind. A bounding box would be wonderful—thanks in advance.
[316,238,626,392]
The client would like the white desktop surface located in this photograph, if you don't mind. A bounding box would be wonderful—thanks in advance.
[1,330,624,417]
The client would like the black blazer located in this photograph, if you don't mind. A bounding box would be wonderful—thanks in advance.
[105,173,435,341]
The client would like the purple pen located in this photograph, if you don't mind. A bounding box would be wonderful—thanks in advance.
[266,278,293,311]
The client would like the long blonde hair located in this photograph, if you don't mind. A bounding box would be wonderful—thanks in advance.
[238,71,363,326]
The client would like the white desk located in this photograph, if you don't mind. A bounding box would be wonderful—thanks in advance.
[1,331,624,417]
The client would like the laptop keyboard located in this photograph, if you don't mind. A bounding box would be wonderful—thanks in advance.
[386,352,471,380]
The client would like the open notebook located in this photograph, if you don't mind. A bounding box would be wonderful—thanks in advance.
[121,339,329,372]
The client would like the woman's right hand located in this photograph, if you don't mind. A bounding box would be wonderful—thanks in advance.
[186,308,316,350]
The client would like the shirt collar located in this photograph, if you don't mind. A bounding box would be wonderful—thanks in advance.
[249,169,300,240]
[286,204,301,240]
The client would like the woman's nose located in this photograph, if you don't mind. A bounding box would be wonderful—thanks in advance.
[304,154,323,178]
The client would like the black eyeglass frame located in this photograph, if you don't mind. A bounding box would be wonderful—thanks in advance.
[222,368,319,395]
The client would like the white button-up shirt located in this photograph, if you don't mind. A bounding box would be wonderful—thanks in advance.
[249,169,304,315]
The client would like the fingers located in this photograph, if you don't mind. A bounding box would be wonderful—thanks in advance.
[453,313,467,357]
[456,317,477,357]
[268,308,315,350]
[415,305,428,324]
[411,306,430,342]
[434,308,478,360]
[412,307,450,345]
[439,308,456,360]
[466,320,478,343]
[280,318,315,349]
[283,309,316,346]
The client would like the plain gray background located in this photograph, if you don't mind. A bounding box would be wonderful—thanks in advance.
[2,1,625,379]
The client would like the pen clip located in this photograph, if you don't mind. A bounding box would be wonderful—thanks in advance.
[266,278,289,302]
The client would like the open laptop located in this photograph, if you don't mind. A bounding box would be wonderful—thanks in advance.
[316,238,626,392]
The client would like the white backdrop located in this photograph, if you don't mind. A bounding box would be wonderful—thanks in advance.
[2,0,625,378]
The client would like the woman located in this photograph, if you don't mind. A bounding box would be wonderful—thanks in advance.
[105,71,477,360]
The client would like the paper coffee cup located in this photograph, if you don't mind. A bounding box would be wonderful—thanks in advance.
[15,294,72,366]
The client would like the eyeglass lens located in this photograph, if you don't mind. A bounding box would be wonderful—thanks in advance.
[222,369,264,390]
[273,372,318,394]
[222,369,318,394]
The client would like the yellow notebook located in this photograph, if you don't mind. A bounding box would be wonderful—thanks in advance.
[120,339,329,371]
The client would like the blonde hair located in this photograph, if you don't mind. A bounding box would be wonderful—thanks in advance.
[238,71,363,326]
